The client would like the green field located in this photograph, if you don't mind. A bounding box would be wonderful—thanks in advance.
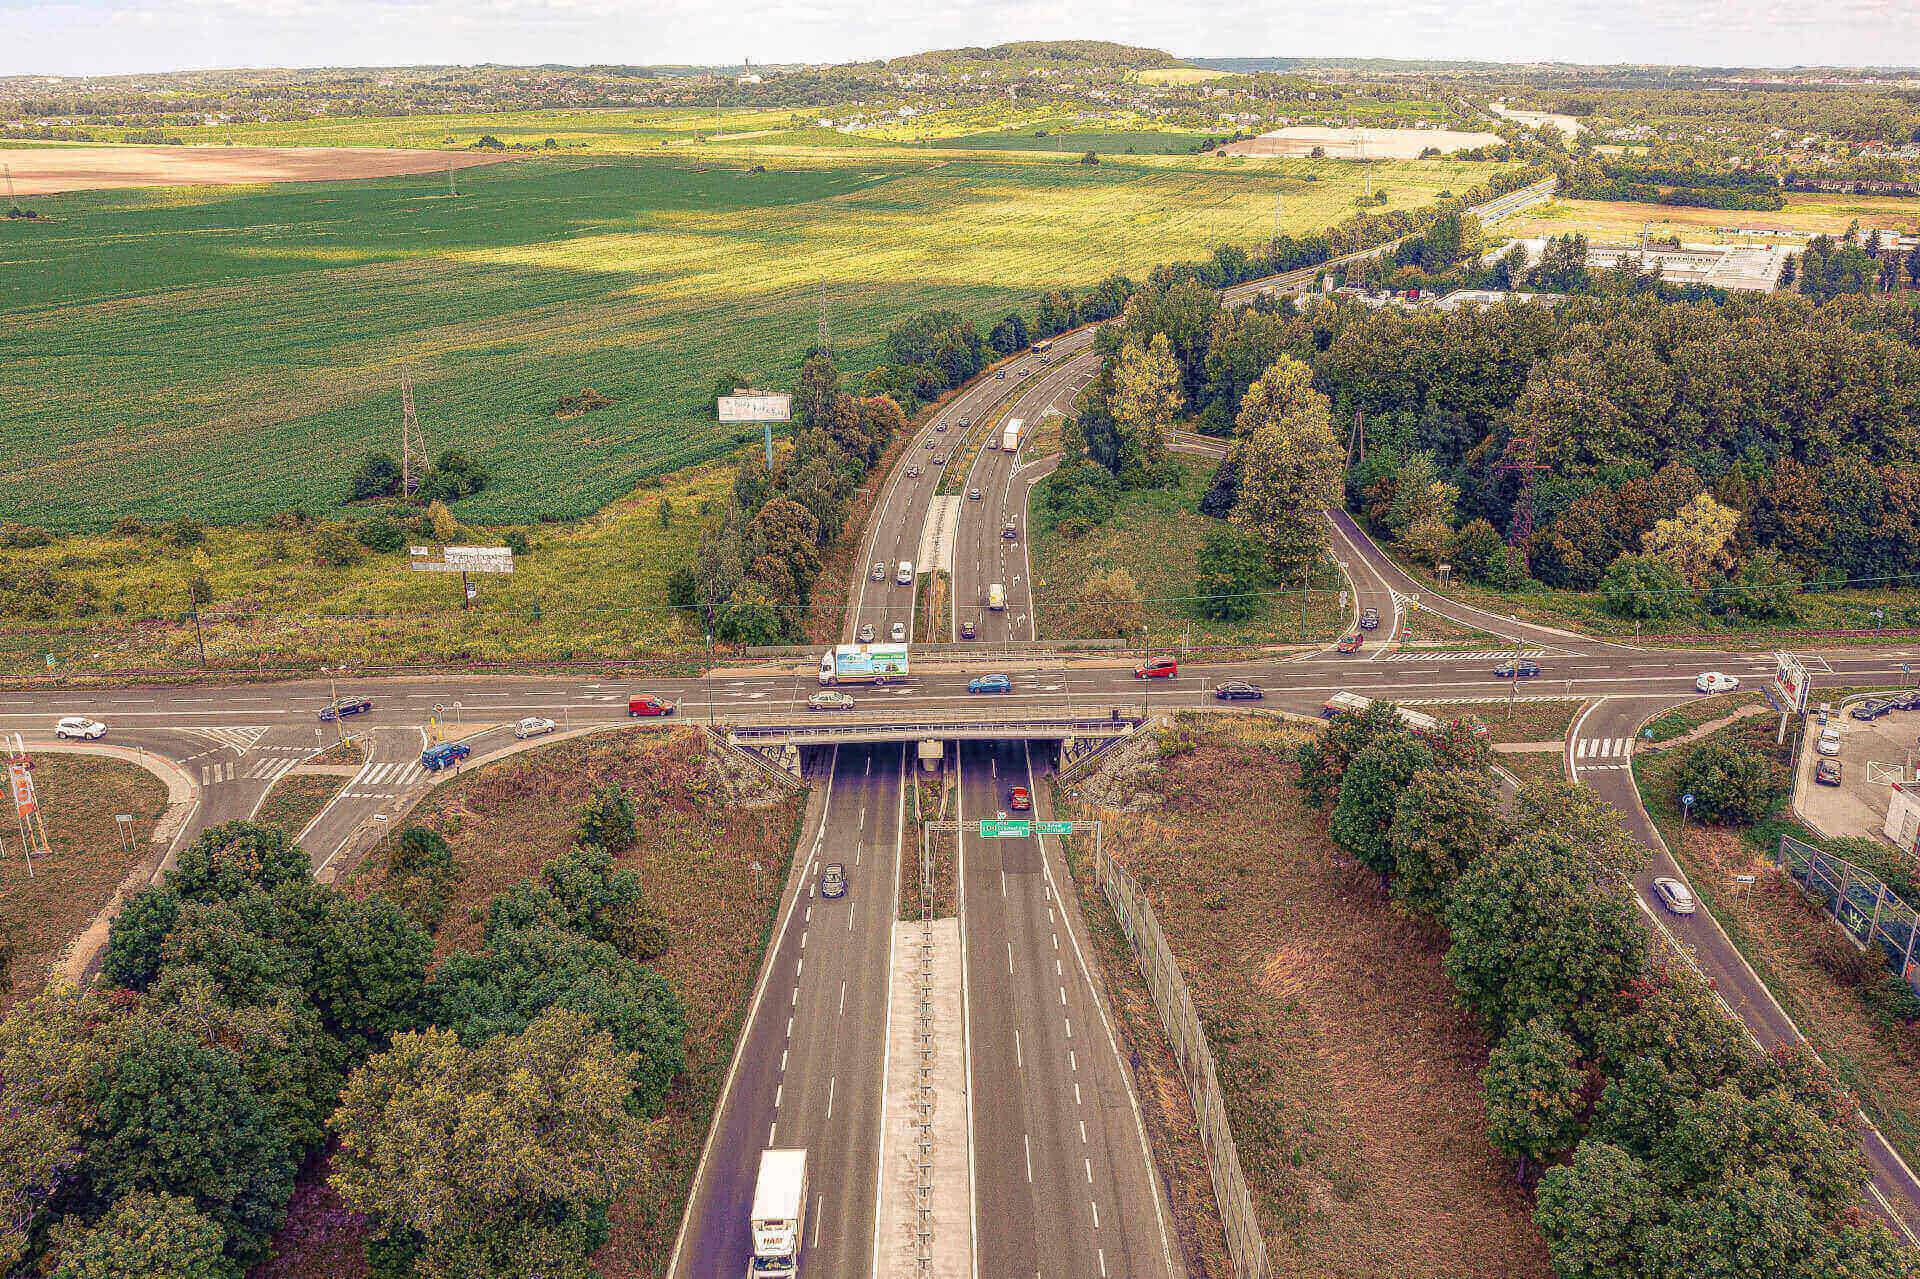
[940,130,1216,154]
[2,146,1504,531]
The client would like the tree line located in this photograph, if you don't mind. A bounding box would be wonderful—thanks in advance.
[0,793,684,1279]
[1298,703,1916,1277]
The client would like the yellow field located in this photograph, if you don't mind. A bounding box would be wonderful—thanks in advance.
[1133,67,1246,85]
[1504,193,1920,244]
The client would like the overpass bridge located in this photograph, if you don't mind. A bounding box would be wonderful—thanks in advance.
[718,704,1150,749]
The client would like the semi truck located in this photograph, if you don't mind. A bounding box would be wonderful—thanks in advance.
[819,643,910,686]
[987,583,1006,611]
[749,1148,808,1277]
[1002,418,1022,453]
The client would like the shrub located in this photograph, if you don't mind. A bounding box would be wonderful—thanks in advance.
[355,519,405,553]
[576,784,637,855]
[164,519,206,549]
[312,528,362,568]
[1600,552,1688,620]
[0,522,52,549]
[169,820,309,904]
[346,452,401,501]
[502,529,530,556]
[385,827,459,932]
[1674,741,1777,825]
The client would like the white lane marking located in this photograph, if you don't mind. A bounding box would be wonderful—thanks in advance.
[1008,942,1014,974]
[826,1076,836,1120]
[839,981,846,1015]
[1085,1157,1093,1183]
[812,1194,824,1249]
[1024,1134,1033,1183]
[1090,1200,1100,1229]
[1015,1029,1023,1068]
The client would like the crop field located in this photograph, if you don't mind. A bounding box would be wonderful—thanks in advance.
[1,146,1503,531]
[1504,192,1920,244]
[941,129,1216,154]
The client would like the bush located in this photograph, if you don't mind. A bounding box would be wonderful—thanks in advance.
[1674,740,1777,825]
[347,452,402,501]
[169,820,309,904]
[502,529,530,556]
[0,522,52,549]
[355,519,405,553]
[164,519,206,549]
[312,528,362,568]
[385,826,459,932]
[576,784,637,855]
[1600,552,1688,620]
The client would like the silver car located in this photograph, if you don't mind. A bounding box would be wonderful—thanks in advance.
[858,622,876,643]
[1652,877,1697,916]
[514,716,557,739]
[808,691,854,711]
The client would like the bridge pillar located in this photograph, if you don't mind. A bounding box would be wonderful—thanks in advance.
[917,740,944,772]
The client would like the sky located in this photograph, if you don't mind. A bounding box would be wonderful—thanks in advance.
[6,0,1919,77]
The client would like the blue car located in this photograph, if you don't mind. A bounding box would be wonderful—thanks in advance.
[319,696,372,722]
[968,673,1012,694]
[421,740,471,771]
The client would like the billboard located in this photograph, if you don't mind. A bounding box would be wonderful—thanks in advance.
[9,763,36,819]
[719,393,793,423]
[1772,651,1811,714]
[410,546,514,574]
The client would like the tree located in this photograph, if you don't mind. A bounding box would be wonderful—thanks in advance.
[1195,527,1270,621]
[1330,736,1437,889]
[386,826,459,932]
[1642,492,1741,589]
[1511,779,1648,885]
[330,1009,644,1279]
[1599,552,1689,620]
[1034,289,1077,336]
[793,352,840,433]
[486,844,659,961]
[988,312,1030,355]
[1074,567,1147,638]
[1387,768,1502,913]
[1484,1016,1587,1182]
[1708,549,1800,622]
[168,820,309,905]
[1295,700,1408,806]
[312,526,362,568]
[49,1192,238,1279]
[1533,1141,1661,1279]
[1675,741,1777,825]
[1449,518,1507,583]
[1384,450,1457,547]
[348,452,402,501]
[0,985,116,1273]
[1231,359,1343,584]
[1110,333,1182,478]
[101,886,183,990]
[416,450,489,503]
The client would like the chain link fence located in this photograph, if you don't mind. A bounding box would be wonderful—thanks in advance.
[1778,834,1920,992]
[1093,841,1267,1279]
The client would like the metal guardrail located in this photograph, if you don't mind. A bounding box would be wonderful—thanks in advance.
[1777,834,1920,992]
[722,707,1148,744]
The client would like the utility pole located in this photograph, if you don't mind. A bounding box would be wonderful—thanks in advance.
[188,590,206,667]
[816,276,831,357]
[1496,428,1547,561]
[399,361,427,498]
[1347,408,1366,470]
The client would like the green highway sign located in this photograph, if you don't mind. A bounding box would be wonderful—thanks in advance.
[1036,821,1074,835]
[980,819,1031,838]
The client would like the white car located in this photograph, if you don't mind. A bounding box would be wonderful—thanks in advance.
[808,691,855,711]
[890,621,907,642]
[1695,672,1740,694]
[1652,877,1697,917]
[1816,727,1842,757]
[514,716,557,740]
[55,716,107,740]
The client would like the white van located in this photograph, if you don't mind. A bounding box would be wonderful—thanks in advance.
[895,561,914,585]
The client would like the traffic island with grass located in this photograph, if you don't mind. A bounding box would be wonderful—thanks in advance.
[255,772,353,842]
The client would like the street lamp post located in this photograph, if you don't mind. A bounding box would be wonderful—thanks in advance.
[1873,608,1886,637]
[706,632,715,729]
[323,667,344,745]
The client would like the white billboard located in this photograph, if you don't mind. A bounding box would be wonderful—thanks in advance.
[410,546,514,574]
[719,393,793,423]
[1772,651,1810,713]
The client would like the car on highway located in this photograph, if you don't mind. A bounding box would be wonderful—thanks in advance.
[1816,727,1842,756]
[932,453,946,466]
[896,561,914,585]
[1358,608,1379,630]
[1851,699,1894,721]
[1494,659,1541,679]
[319,696,373,721]
[628,693,675,717]
[421,740,470,772]
[960,619,977,639]
[1213,681,1263,701]
[984,436,998,451]
[1652,877,1697,917]
[923,437,937,449]
[820,862,847,899]
[959,418,971,429]
[858,622,876,643]
[968,673,1012,694]
[870,562,886,581]
[935,420,947,432]
[1815,759,1843,786]
[906,465,921,478]
[995,369,1007,379]
[890,622,907,642]
[514,716,557,739]
[967,487,982,500]
[1008,786,1031,811]
[54,716,106,740]
[1695,672,1740,693]
[1135,655,1178,679]
[1002,522,1018,541]
[1335,634,1362,653]
[808,691,855,711]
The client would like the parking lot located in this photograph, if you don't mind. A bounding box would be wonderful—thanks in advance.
[1794,694,1920,840]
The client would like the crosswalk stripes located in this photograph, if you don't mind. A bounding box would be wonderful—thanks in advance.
[1378,648,1549,663]
[184,726,269,752]
[1574,738,1634,771]
[338,760,426,801]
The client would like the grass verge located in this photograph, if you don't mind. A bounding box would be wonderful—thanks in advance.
[256,773,351,841]
[0,755,167,1007]
[1430,697,1584,745]
[1639,690,1765,743]
[1059,714,1550,1277]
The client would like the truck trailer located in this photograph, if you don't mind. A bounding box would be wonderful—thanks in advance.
[1002,418,1022,453]
[749,1148,808,1277]
[819,643,910,686]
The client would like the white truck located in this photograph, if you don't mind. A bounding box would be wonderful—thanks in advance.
[987,583,1006,612]
[819,643,910,686]
[1002,418,1022,453]
[749,1148,808,1277]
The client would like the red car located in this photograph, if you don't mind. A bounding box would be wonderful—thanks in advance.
[1135,655,1178,679]
[1335,634,1362,653]
[628,693,676,717]
[1008,786,1031,812]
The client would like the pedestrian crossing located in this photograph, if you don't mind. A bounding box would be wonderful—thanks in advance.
[339,759,426,800]
[201,756,301,786]
[1377,648,1549,663]
[1573,737,1634,771]
[185,726,269,752]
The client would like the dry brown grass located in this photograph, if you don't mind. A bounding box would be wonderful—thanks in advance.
[324,727,804,1277]
[1063,718,1550,1278]
[0,755,166,1008]
[1457,698,1585,745]
[1495,750,1567,791]
[0,145,511,196]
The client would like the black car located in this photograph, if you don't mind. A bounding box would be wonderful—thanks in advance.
[1358,608,1380,630]
[1892,691,1920,711]
[318,696,372,722]
[1851,699,1894,721]
[1213,681,1263,701]
[1494,659,1541,679]
[1814,759,1843,786]
[960,619,977,639]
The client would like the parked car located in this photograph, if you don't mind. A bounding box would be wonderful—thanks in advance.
[513,716,556,739]
[1816,727,1842,756]
[1494,659,1542,679]
[808,691,855,711]
[967,487,982,500]
[1851,699,1894,721]
[1358,608,1380,630]
[968,673,1012,694]
[1814,759,1843,786]
[1891,691,1920,711]
[890,622,907,642]
[1335,634,1362,653]
[870,562,886,582]
[820,862,847,898]
[1135,655,1178,679]
[1695,672,1740,694]
[318,696,372,721]
[421,740,470,772]
[1213,681,1263,701]
[1652,877,1697,917]
[54,716,106,740]
[628,693,675,717]
[960,619,977,639]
